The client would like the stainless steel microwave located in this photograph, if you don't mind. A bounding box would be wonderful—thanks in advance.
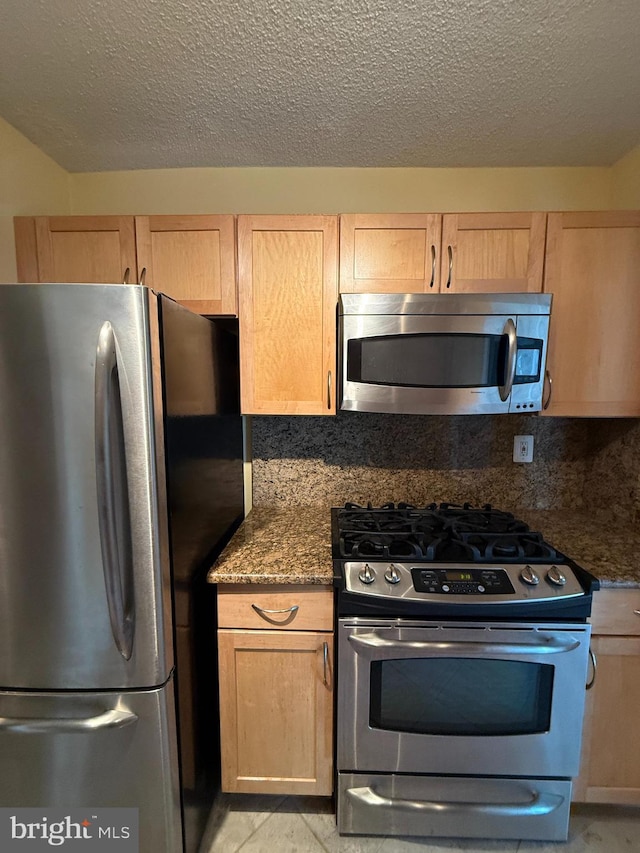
[339,293,552,415]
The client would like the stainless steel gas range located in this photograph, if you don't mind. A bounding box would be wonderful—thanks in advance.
[332,502,599,843]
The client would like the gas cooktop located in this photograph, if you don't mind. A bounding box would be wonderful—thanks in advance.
[334,501,561,563]
[332,502,599,620]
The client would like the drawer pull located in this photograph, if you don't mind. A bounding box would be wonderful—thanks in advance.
[251,603,299,624]
[633,610,640,616]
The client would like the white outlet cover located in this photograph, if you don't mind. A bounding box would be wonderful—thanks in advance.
[513,434,534,463]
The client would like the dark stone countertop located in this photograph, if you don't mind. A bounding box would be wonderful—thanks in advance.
[207,506,333,585]
[207,505,640,588]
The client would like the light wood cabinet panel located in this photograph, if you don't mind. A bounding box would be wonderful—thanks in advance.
[441,212,546,293]
[134,215,237,315]
[339,212,546,295]
[574,634,640,804]
[543,211,640,417]
[574,589,640,804]
[218,629,333,795]
[218,585,334,631]
[14,216,137,284]
[238,215,338,414]
[340,214,442,292]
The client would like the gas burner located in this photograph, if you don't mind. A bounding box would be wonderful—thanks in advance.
[340,532,426,560]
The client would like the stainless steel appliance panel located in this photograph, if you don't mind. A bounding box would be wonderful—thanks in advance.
[339,292,551,415]
[337,773,572,841]
[0,284,172,690]
[338,619,591,778]
[0,681,182,852]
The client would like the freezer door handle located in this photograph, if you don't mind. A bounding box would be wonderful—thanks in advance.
[0,708,139,734]
[95,320,136,661]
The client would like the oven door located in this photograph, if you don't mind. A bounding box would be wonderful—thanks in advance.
[337,619,591,778]
[340,313,548,414]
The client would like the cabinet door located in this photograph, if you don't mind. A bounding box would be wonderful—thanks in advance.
[15,216,137,284]
[135,215,236,315]
[543,211,640,417]
[441,213,546,293]
[238,215,338,414]
[573,635,640,804]
[339,214,442,293]
[218,629,333,795]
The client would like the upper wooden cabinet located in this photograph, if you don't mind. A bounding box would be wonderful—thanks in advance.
[134,215,236,315]
[339,212,546,294]
[340,214,442,292]
[543,211,640,417]
[441,212,546,293]
[14,214,237,316]
[15,216,137,285]
[237,215,338,415]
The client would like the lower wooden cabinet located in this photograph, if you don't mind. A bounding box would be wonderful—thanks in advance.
[573,588,640,804]
[217,585,334,795]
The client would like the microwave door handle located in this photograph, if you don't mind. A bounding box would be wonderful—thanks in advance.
[498,318,517,402]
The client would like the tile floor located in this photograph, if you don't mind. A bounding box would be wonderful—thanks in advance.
[201,794,640,853]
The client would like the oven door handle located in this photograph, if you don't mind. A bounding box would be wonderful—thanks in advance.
[346,785,565,818]
[347,633,581,657]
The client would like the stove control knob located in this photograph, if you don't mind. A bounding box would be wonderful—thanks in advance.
[520,565,540,586]
[358,563,376,585]
[547,565,567,586]
[384,564,401,585]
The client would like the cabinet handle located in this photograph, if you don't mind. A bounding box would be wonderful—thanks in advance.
[446,246,453,289]
[543,369,553,410]
[445,245,453,289]
[327,370,332,410]
[323,641,329,686]
[122,267,130,284]
[429,245,436,288]
[586,647,597,690]
[138,267,147,286]
[251,603,299,625]
[633,610,640,616]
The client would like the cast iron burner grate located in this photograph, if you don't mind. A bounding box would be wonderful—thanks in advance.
[335,502,561,564]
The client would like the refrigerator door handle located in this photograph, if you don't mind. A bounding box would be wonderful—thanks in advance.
[95,320,135,661]
[0,708,139,734]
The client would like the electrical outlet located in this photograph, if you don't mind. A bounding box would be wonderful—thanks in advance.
[513,434,534,463]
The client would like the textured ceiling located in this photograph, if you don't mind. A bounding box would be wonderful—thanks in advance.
[1,0,639,172]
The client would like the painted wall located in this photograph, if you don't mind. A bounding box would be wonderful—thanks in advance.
[69,165,612,215]
[0,118,70,282]
[611,144,640,208]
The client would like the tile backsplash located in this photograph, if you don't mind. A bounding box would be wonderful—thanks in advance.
[251,413,598,511]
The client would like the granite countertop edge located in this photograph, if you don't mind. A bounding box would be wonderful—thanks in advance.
[207,505,640,588]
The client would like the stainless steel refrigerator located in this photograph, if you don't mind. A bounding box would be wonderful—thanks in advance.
[0,284,244,851]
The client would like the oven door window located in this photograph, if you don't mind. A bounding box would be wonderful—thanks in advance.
[347,333,508,388]
[369,657,554,736]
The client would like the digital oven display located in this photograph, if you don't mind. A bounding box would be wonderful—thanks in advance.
[444,571,473,581]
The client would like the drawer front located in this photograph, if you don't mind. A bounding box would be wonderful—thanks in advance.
[217,585,333,631]
[590,588,640,636]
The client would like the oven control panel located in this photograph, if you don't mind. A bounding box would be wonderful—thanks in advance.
[412,568,515,595]
[342,561,585,603]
